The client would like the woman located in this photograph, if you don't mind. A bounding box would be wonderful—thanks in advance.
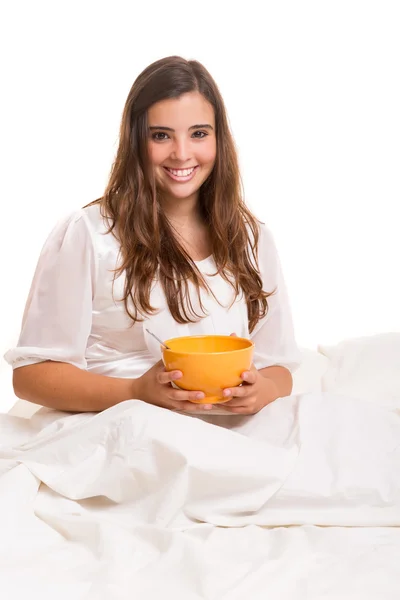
[5,56,301,415]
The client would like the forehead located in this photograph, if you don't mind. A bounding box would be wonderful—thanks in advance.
[147,91,215,128]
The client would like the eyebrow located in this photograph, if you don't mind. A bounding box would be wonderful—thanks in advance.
[149,124,214,131]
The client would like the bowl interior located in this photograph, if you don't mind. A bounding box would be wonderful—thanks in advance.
[164,335,253,355]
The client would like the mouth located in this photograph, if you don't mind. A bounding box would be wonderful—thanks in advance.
[163,165,199,182]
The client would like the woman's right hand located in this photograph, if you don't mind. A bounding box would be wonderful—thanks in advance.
[135,361,213,412]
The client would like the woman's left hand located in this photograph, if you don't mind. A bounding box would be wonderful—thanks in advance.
[219,365,279,415]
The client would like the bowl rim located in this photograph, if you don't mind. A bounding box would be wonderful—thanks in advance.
[163,334,254,356]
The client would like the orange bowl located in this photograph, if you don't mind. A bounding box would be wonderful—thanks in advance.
[163,335,254,404]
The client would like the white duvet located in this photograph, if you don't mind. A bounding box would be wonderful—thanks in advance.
[1,389,400,599]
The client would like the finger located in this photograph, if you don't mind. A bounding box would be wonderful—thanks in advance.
[230,332,238,337]
[157,369,182,385]
[169,389,206,403]
[219,395,255,407]
[240,370,257,384]
[221,385,248,400]
[172,401,214,412]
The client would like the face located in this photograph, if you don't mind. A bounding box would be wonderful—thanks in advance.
[147,91,217,206]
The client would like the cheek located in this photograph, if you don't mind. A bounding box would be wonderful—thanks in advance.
[148,142,166,166]
[198,140,217,167]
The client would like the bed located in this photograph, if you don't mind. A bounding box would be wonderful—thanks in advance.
[1,332,400,599]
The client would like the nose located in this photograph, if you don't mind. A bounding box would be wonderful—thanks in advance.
[170,137,191,162]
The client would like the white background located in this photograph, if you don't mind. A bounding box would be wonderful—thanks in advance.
[1,0,399,411]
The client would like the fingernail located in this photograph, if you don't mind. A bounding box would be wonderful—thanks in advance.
[173,372,182,379]
[195,392,205,400]
[203,405,213,410]
[223,389,231,397]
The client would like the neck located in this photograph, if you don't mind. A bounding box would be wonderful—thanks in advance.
[160,192,202,225]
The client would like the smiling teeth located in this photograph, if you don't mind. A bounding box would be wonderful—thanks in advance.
[167,167,195,176]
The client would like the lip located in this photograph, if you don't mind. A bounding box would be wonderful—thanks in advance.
[163,165,199,183]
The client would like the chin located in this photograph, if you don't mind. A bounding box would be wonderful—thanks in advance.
[168,189,200,200]
[162,182,202,200]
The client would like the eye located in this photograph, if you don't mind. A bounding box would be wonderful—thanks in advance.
[192,130,208,139]
[151,132,170,141]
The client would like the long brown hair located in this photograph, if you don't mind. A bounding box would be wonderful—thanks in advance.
[90,56,272,332]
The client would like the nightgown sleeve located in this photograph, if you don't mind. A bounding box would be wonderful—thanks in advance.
[4,210,96,370]
[250,224,302,373]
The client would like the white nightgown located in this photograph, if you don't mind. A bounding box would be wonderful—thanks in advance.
[4,204,301,382]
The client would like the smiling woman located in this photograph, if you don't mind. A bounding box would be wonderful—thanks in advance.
[5,56,301,415]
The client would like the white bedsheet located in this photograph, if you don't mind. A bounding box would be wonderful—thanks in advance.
[1,392,400,599]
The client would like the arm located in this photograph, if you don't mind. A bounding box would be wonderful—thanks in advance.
[7,211,131,412]
[259,365,293,398]
[12,361,141,412]
[7,211,117,412]
[13,360,216,414]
